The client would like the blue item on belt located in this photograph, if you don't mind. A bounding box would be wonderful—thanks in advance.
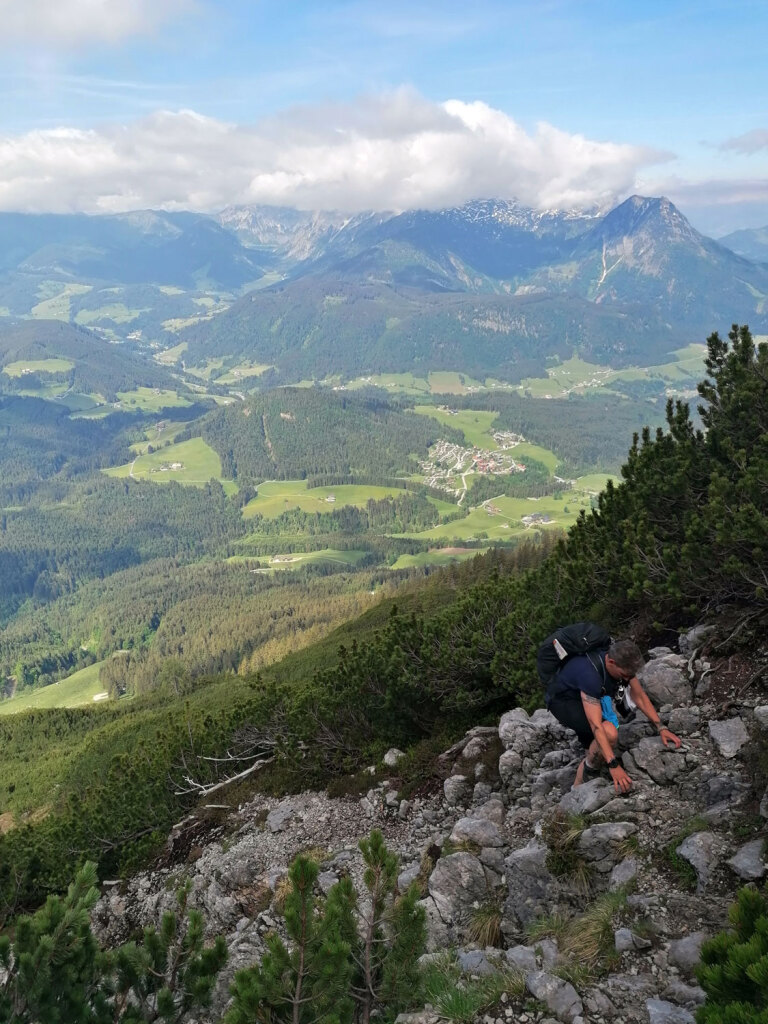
[600,695,620,728]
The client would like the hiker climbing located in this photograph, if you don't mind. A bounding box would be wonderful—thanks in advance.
[537,623,682,794]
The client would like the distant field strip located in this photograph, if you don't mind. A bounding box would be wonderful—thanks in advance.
[243,480,414,519]
[3,358,75,376]
[115,387,193,412]
[0,661,107,715]
[228,549,368,571]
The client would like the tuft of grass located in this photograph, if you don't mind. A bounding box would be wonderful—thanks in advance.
[421,956,525,1024]
[552,959,598,988]
[272,875,293,914]
[560,886,630,964]
[542,809,591,892]
[468,902,503,948]
[526,910,571,945]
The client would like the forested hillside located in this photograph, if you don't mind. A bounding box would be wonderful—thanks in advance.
[0,325,764,913]
[197,387,464,480]
[0,320,181,400]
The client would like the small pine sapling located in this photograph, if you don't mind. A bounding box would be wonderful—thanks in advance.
[226,854,356,1024]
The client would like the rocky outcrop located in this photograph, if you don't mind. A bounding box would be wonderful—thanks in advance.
[91,636,766,1024]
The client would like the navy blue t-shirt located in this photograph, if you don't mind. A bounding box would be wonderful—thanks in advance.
[555,653,616,701]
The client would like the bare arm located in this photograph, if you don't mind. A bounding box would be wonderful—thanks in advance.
[581,693,632,793]
[628,678,682,748]
[581,694,617,762]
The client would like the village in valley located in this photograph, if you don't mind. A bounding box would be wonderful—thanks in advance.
[419,419,528,498]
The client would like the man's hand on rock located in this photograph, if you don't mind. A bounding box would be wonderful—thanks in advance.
[607,760,632,794]
[659,726,682,749]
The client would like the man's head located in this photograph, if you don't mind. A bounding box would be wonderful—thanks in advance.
[605,639,644,681]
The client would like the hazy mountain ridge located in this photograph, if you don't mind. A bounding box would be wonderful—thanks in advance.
[719,224,768,264]
[1,197,767,383]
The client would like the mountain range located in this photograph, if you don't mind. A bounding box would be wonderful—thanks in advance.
[186,195,768,381]
[1,196,767,384]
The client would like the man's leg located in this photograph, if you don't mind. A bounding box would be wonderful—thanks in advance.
[574,722,618,785]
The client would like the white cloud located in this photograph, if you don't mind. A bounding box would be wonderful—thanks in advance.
[719,129,768,155]
[0,91,671,215]
[0,0,190,47]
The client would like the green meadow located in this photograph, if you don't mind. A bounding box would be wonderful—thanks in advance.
[428,371,483,394]
[106,437,237,494]
[3,357,75,377]
[30,282,92,320]
[128,419,192,453]
[412,406,500,449]
[228,549,369,572]
[242,480,419,519]
[346,372,431,394]
[389,547,484,569]
[75,304,147,326]
[154,341,188,365]
[115,387,194,412]
[0,661,107,715]
[214,363,273,384]
[397,483,606,543]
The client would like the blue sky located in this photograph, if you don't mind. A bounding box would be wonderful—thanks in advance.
[1,0,766,233]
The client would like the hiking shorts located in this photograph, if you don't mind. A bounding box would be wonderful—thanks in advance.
[547,694,595,749]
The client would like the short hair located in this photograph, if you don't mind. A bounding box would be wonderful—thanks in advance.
[607,639,644,675]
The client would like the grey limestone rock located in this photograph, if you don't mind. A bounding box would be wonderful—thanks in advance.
[577,821,637,871]
[609,856,639,890]
[667,706,701,735]
[646,998,696,1024]
[418,895,451,952]
[726,838,767,880]
[632,736,688,784]
[604,972,658,1000]
[639,661,693,706]
[614,927,652,952]
[668,931,708,974]
[699,771,751,809]
[457,948,497,976]
[444,774,472,807]
[557,777,614,815]
[761,787,768,819]
[317,871,338,895]
[450,816,504,848]
[499,708,532,749]
[474,796,505,826]
[676,832,726,893]
[383,747,406,767]
[525,970,583,1023]
[480,846,506,874]
[505,944,537,971]
[754,705,768,729]
[266,800,296,833]
[709,717,750,758]
[662,981,706,1007]
[428,852,488,926]
[583,988,617,1016]
[501,840,556,936]
[398,862,421,890]
[678,624,715,655]
[498,749,522,785]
